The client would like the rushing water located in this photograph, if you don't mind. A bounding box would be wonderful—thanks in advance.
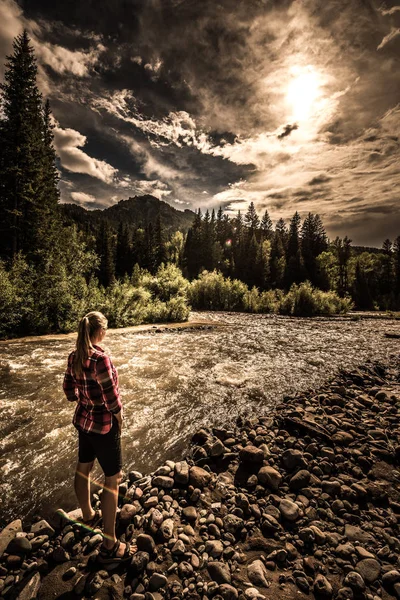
[0,311,399,526]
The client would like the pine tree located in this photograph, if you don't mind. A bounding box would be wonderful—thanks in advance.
[394,236,400,299]
[233,211,246,280]
[275,218,288,246]
[244,202,260,238]
[153,213,166,270]
[116,222,132,278]
[284,212,303,288]
[260,209,273,240]
[301,213,328,285]
[353,261,374,310]
[332,236,352,296]
[380,238,393,300]
[270,222,287,288]
[0,30,51,261]
[97,221,116,287]
[183,209,203,278]
[216,206,224,245]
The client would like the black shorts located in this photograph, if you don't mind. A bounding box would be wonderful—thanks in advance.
[78,417,122,477]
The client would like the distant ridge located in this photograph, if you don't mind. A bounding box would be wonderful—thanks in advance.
[60,195,195,233]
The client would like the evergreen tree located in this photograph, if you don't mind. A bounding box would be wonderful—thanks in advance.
[270,221,287,288]
[153,213,166,270]
[394,235,400,298]
[260,209,273,240]
[332,236,352,296]
[301,213,328,285]
[116,222,132,278]
[275,218,288,248]
[0,30,52,261]
[215,206,224,245]
[352,260,374,310]
[244,202,260,238]
[284,212,303,288]
[232,211,246,280]
[379,238,394,303]
[97,221,116,287]
[183,209,203,278]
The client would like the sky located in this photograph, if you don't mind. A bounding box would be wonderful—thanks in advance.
[0,0,399,246]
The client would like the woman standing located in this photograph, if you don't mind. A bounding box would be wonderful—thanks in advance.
[63,311,134,564]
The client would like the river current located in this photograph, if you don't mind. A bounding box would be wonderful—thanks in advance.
[0,311,399,526]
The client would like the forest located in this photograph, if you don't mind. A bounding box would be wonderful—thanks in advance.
[1,32,399,339]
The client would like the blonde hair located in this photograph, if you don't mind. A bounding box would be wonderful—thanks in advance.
[73,311,108,377]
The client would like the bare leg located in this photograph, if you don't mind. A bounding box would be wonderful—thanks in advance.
[74,461,96,522]
[101,472,132,557]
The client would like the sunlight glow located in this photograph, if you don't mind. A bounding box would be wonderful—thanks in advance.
[286,66,322,122]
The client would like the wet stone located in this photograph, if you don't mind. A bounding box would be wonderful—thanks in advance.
[189,466,211,488]
[314,574,333,598]
[239,446,264,464]
[343,571,366,593]
[219,583,239,600]
[182,506,198,522]
[356,559,381,583]
[0,520,22,558]
[30,520,55,538]
[247,560,270,588]
[7,536,32,555]
[257,466,282,490]
[289,469,311,491]
[174,461,190,484]
[207,562,231,584]
[152,476,174,489]
[136,534,156,555]
[279,498,300,521]
[148,573,167,591]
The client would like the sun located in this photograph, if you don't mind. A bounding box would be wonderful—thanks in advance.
[286,66,322,122]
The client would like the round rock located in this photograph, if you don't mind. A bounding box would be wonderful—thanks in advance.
[239,446,264,464]
[189,466,211,488]
[356,559,381,584]
[257,466,282,490]
[279,498,300,522]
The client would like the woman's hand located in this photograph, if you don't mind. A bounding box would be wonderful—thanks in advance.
[115,410,123,431]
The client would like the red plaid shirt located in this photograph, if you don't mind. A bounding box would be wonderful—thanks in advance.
[63,344,122,434]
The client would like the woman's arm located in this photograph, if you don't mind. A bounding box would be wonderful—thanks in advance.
[63,355,78,402]
[95,354,123,418]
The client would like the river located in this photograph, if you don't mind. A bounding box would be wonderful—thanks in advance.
[0,311,399,526]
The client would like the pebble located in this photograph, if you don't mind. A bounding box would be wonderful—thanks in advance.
[247,560,270,588]
[257,466,282,490]
[207,562,231,584]
[279,498,300,521]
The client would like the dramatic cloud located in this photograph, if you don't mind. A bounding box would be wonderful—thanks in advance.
[70,191,96,206]
[1,0,399,244]
[377,28,400,49]
[54,127,118,183]
[33,40,105,77]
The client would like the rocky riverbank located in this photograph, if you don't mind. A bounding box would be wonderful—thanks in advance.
[1,360,400,600]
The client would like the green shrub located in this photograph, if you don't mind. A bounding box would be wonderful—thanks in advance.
[279,282,353,316]
[189,270,248,311]
[257,289,282,313]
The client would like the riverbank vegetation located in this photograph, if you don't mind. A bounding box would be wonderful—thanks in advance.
[0,33,398,338]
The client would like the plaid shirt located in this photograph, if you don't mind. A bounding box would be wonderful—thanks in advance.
[63,344,122,434]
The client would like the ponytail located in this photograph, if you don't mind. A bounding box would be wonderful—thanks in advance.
[73,311,108,378]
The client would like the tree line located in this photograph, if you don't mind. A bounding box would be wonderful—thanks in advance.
[0,32,398,339]
[182,207,400,311]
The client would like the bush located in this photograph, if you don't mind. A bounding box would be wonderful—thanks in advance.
[279,282,353,316]
[141,263,190,302]
[189,270,248,311]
